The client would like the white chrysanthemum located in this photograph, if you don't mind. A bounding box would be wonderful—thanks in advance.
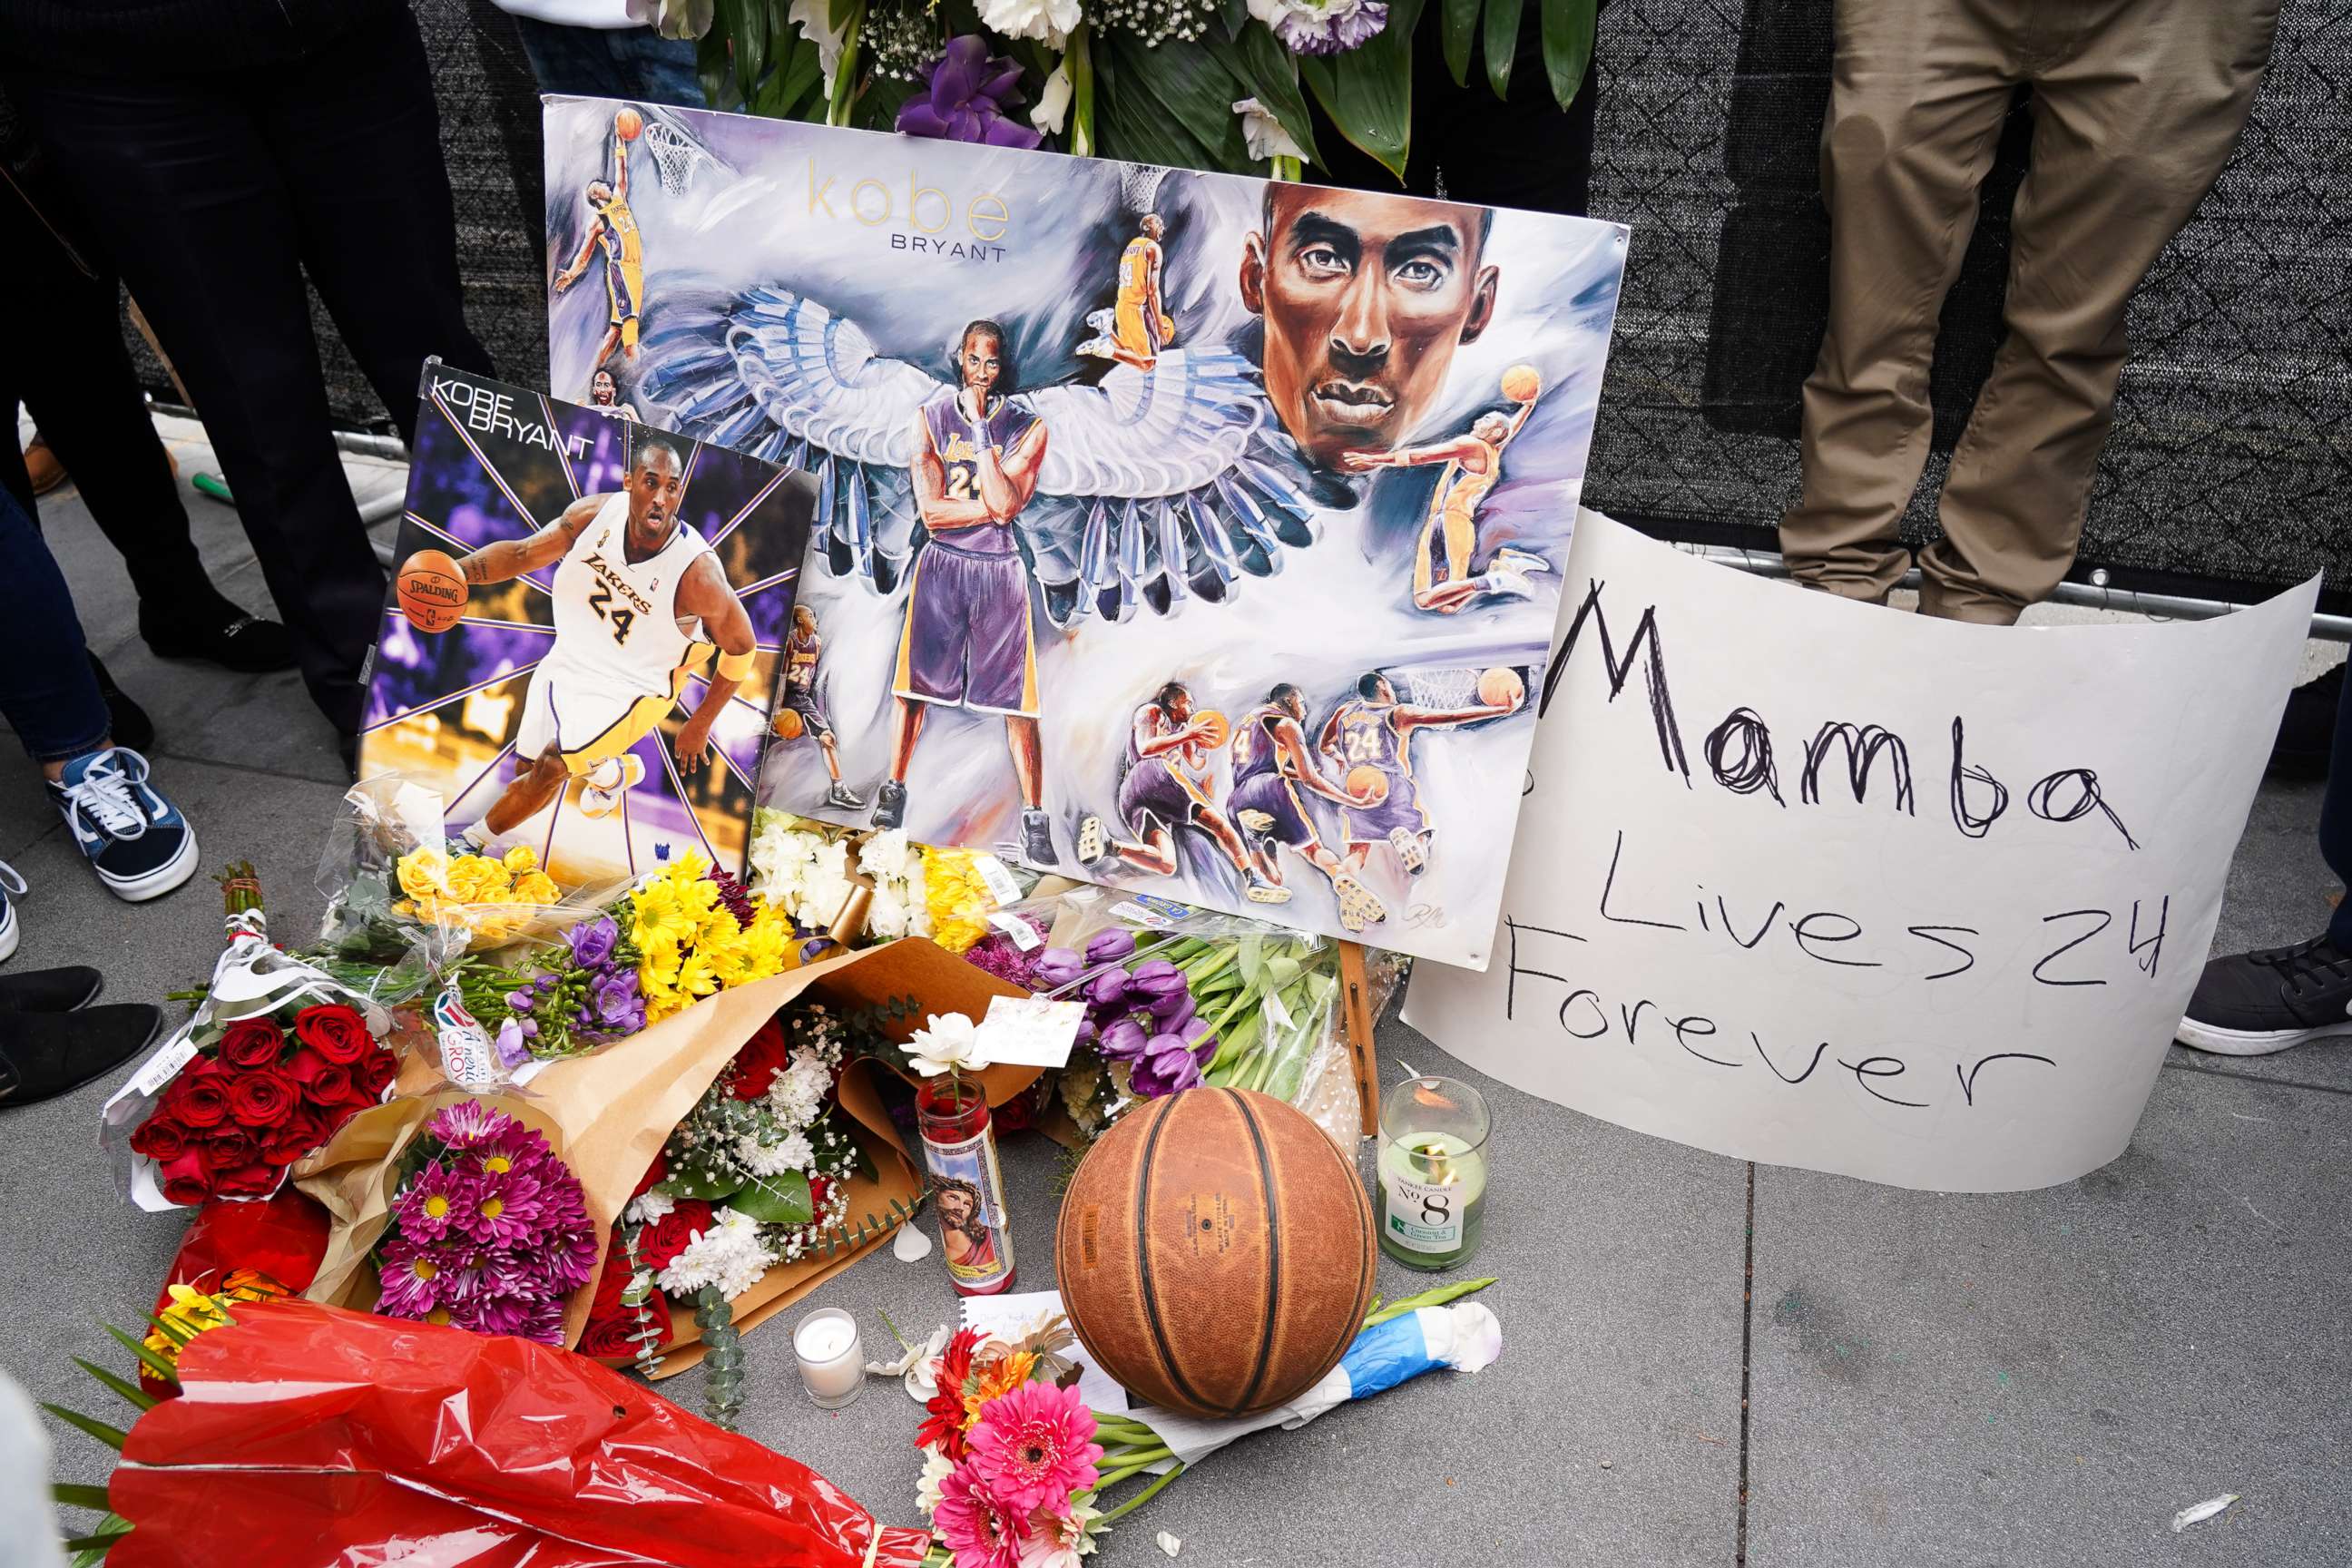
[625,1187,677,1226]
[768,1054,831,1128]
[867,887,911,939]
[858,828,918,882]
[743,1128,815,1177]
[976,0,1081,44]
[657,1207,774,1298]
[916,1446,955,1517]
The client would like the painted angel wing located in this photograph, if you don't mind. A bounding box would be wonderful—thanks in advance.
[638,285,1315,623]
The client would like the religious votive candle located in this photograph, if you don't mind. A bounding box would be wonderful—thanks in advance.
[1377,1075,1491,1271]
[792,1306,865,1409]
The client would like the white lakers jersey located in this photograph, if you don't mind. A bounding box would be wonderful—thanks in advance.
[544,492,714,696]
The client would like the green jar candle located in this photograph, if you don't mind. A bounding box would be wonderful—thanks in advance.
[1377,1075,1490,1271]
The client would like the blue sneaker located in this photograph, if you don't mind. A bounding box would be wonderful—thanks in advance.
[0,860,25,961]
[46,748,198,902]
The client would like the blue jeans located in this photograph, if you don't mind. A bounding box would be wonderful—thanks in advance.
[510,19,706,108]
[0,485,107,764]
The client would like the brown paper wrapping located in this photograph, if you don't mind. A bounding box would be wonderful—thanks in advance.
[294,936,1039,1374]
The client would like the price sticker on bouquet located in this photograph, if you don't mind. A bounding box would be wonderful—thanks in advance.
[973,853,1024,907]
[987,910,1044,951]
[975,995,1088,1069]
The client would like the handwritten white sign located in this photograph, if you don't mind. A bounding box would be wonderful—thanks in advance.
[1404,514,2316,1191]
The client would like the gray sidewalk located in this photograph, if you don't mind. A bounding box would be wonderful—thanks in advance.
[1,432,2347,1564]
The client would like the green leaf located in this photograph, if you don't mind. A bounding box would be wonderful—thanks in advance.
[1202,24,1322,170]
[736,0,770,102]
[698,25,737,111]
[40,1404,126,1454]
[1482,0,1523,100]
[759,34,824,117]
[103,1324,181,1389]
[71,1358,157,1415]
[67,1515,131,1568]
[1093,31,1252,173]
[829,0,858,31]
[1539,0,1595,111]
[52,1483,112,1512]
[730,1168,813,1225]
[1298,0,1423,181]
[854,1136,878,1184]
[665,1164,749,1201]
[1220,0,1248,40]
[1441,0,1481,87]
[63,1527,132,1555]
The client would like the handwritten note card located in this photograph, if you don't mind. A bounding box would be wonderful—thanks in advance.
[1405,513,2316,1191]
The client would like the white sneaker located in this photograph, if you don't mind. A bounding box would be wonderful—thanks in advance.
[0,859,25,962]
[1075,335,1118,361]
[579,754,646,818]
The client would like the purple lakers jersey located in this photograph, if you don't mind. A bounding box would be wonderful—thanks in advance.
[922,390,1040,554]
[1332,701,1404,773]
[1232,707,1289,784]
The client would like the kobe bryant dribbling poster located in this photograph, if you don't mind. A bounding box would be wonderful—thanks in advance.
[544,99,1627,969]
[363,363,813,885]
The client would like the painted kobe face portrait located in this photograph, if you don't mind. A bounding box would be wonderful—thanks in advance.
[1240,185,1500,467]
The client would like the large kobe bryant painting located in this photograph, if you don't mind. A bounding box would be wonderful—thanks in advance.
[544,100,1626,969]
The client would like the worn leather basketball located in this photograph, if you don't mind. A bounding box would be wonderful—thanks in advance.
[1055,1088,1374,1419]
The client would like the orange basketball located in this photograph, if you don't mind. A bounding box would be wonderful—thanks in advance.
[1189,709,1230,750]
[1476,666,1525,710]
[614,107,644,141]
[395,548,468,633]
[1056,1089,1374,1419]
[1500,363,1542,403]
[1344,764,1389,804]
[770,707,805,741]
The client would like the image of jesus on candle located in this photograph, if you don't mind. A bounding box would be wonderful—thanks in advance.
[936,1179,1003,1280]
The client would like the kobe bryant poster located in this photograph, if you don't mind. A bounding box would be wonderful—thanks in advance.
[363,363,814,885]
[544,101,1627,969]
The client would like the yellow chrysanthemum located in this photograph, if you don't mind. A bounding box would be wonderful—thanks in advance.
[501,844,540,875]
[396,847,449,900]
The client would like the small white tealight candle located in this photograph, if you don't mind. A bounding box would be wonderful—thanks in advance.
[793,1307,864,1409]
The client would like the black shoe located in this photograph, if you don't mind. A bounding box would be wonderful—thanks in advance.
[872,779,906,829]
[88,653,155,752]
[142,603,297,673]
[338,730,359,781]
[2178,935,2352,1055]
[0,965,103,1012]
[2269,664,2343,781]
[1022,808,1058,867]
[0,1003,163,1107]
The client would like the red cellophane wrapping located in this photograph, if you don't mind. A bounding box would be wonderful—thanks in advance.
[111,1298,932,1568]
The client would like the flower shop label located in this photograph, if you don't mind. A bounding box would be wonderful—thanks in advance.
[1403,513,2317,1192]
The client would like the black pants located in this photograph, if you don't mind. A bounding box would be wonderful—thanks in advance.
[5,7,493,736]
[0,180,216,612]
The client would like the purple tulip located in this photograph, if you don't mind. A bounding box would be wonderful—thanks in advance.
[1034,947,1085,988]
[1073,1016,1099,1047]
[1150,992,1196,1032]
[1132,1034,1206,1098]
[1087,967,1132,1010]
[1085,928,1138,965]
[1179,1016,1213,1048]
[896,36,1044,150]
[1098,1016,1150,1063]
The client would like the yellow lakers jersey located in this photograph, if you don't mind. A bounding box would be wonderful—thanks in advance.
[1116,237,1155,305]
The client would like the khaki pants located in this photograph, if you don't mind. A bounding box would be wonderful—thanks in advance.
[1779,0,2279,623]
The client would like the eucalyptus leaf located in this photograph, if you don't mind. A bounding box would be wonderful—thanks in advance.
[1441,0,1481,87]
[1482,0,1523,100]
[1539,0,1595,111]
[731,1169,814,1224]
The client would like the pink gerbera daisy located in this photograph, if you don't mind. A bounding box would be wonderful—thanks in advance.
[934,1462,1027,1568]
[967,1380,1102,1518]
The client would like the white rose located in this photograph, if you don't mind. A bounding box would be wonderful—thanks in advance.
[907,1012,990,1077]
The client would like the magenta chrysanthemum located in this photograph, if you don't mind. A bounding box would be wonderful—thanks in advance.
[391,1161,468,1243]
[934,1461,1027,1568]
[375,1234,449,1317]
[428,1099,515,1149]
[967,1379,1102,1518]
[458,1168,545,1248]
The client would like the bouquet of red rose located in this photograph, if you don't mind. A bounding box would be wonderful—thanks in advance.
[124,1003,399,1206]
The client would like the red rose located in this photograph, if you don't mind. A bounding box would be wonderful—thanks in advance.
[212,1162,282,1199]
[261,1108,328,1167]
[292,1004,371,1065]
[579,1289,671,1359]
[201,1130,260,1172]
[226,1067,299,1130]
[631,1150,668,1199]
[131,1115,189,1163]
[158,1150,214,1206]
[218,1018,286,1070]
[730,1019,790,1101]
[283,1048,354,1107]
[166,1072,232,1131]
[634,1200,714,1271]
[356,1045,398,1097]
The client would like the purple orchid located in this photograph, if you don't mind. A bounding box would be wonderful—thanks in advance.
[897,36,1043,150]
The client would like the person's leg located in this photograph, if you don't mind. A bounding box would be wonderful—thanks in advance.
[266,7,494,451]
[0,485,109,769]
[607,25,712,110]
[1777,0,2019,604]
[1917,0,2281,622]
[6,68,385,738]
[2318,661,2352,949]
[510,15,634,100]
